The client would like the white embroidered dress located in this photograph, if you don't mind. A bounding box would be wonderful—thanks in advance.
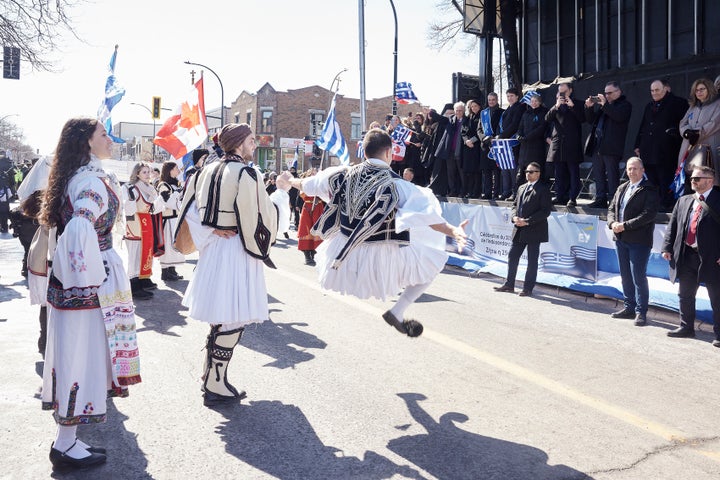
[302,158,449,300]
[42,160,140,425]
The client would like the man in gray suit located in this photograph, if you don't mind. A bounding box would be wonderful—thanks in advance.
[494,162,552,296]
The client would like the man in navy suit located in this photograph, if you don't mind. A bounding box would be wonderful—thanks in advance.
[494,162,552,296]
[661,165,720,347]
[607,158,659,326]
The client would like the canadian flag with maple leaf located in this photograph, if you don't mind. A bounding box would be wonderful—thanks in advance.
[153,77,209,159]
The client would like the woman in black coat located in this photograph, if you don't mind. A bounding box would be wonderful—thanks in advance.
[461,100,483,198]
[515,94,549,193]
[545,86,585,205]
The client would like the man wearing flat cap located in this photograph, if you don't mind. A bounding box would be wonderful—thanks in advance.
[175,123,280,407]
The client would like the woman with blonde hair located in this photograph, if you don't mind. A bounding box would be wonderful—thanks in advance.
[40,117,141,469]
[122,161,164,298]
[678,77,720,188]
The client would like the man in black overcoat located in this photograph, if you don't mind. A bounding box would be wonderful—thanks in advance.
[633,79,689,212]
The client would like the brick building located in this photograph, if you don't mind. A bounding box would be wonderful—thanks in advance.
[228,83,426,171]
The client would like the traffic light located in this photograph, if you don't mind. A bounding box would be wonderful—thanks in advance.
[3,47,20,80]
[152,97,161,119]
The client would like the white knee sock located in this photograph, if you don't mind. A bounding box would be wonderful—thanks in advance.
[54,425,89,458]
[390,281,431,320]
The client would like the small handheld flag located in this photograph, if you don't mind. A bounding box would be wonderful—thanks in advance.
[489,138,520,170]
[520,90,539,105]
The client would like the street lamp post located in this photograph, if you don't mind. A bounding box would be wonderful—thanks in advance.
[389,0,398,116]
[130,103,156,160]
[184,60,224,130]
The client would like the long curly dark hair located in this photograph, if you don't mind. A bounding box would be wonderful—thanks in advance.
[39,118,98,227]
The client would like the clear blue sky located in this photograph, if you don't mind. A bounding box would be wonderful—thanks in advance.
[0,0,478,155]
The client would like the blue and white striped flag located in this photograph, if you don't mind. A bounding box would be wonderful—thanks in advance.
[520,90,539,105]
[315,94,350,165]
[390,124,412,144]
[395,81,419,104]
[96,45,126,143]
[489,138,520,170]
[356,139,364,159]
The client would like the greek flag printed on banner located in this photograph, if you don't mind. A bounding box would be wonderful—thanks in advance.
[97,45,126,143]
[489,138,519,170]
[315,93,350,165]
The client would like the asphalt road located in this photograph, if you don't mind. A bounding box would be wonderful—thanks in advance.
[1,228,719,480]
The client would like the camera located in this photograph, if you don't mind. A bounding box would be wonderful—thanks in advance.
[559,92,566,98]
[590,96,601,103]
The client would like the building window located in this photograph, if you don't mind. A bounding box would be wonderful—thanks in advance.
[261,110,273,133]
[246,111,252,125]
[234,113,240,123]
[310,111,325,137]
[351,113,362,139]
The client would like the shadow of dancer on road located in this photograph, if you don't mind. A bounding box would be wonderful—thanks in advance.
[388,393,593,480]
[214,399,424,480]
[240,319,327,369]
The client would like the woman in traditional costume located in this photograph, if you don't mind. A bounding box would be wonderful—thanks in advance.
[122,162,164,299]
[296,169,324,265]
[40,118,141,469]
[156,161,184,281]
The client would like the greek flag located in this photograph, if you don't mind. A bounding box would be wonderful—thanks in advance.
[96,45,125,143]
[356,139,364,159]
[520,90,539,105]
[395,81,419,104]
[315,93,350,165]
[390,124,411,144]
[489,138,519,170]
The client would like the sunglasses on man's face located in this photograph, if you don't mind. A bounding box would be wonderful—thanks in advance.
[690,176,713,182]
[525,170,540,174]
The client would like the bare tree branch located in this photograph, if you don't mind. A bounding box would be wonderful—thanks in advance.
[0,0,84,72]
[427,1,478,55]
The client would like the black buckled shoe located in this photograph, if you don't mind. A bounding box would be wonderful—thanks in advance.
[49,442,106,470]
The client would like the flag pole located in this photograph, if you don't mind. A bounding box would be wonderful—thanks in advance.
[358,0,367,132]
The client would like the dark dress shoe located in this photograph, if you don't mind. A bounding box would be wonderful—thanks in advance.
[611,308,635,319]
[566,199,577,207]
[518,290,532,297]
[551,197,566,205]
[667,327,695,338]
[713,340,720,348]
[588,199,608,208]
[382,311,424,338]
[52,441,106,454]
[634,314,647,326]
[493,284,514,293]
[506,195,516,202]
[50,443,106,469]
